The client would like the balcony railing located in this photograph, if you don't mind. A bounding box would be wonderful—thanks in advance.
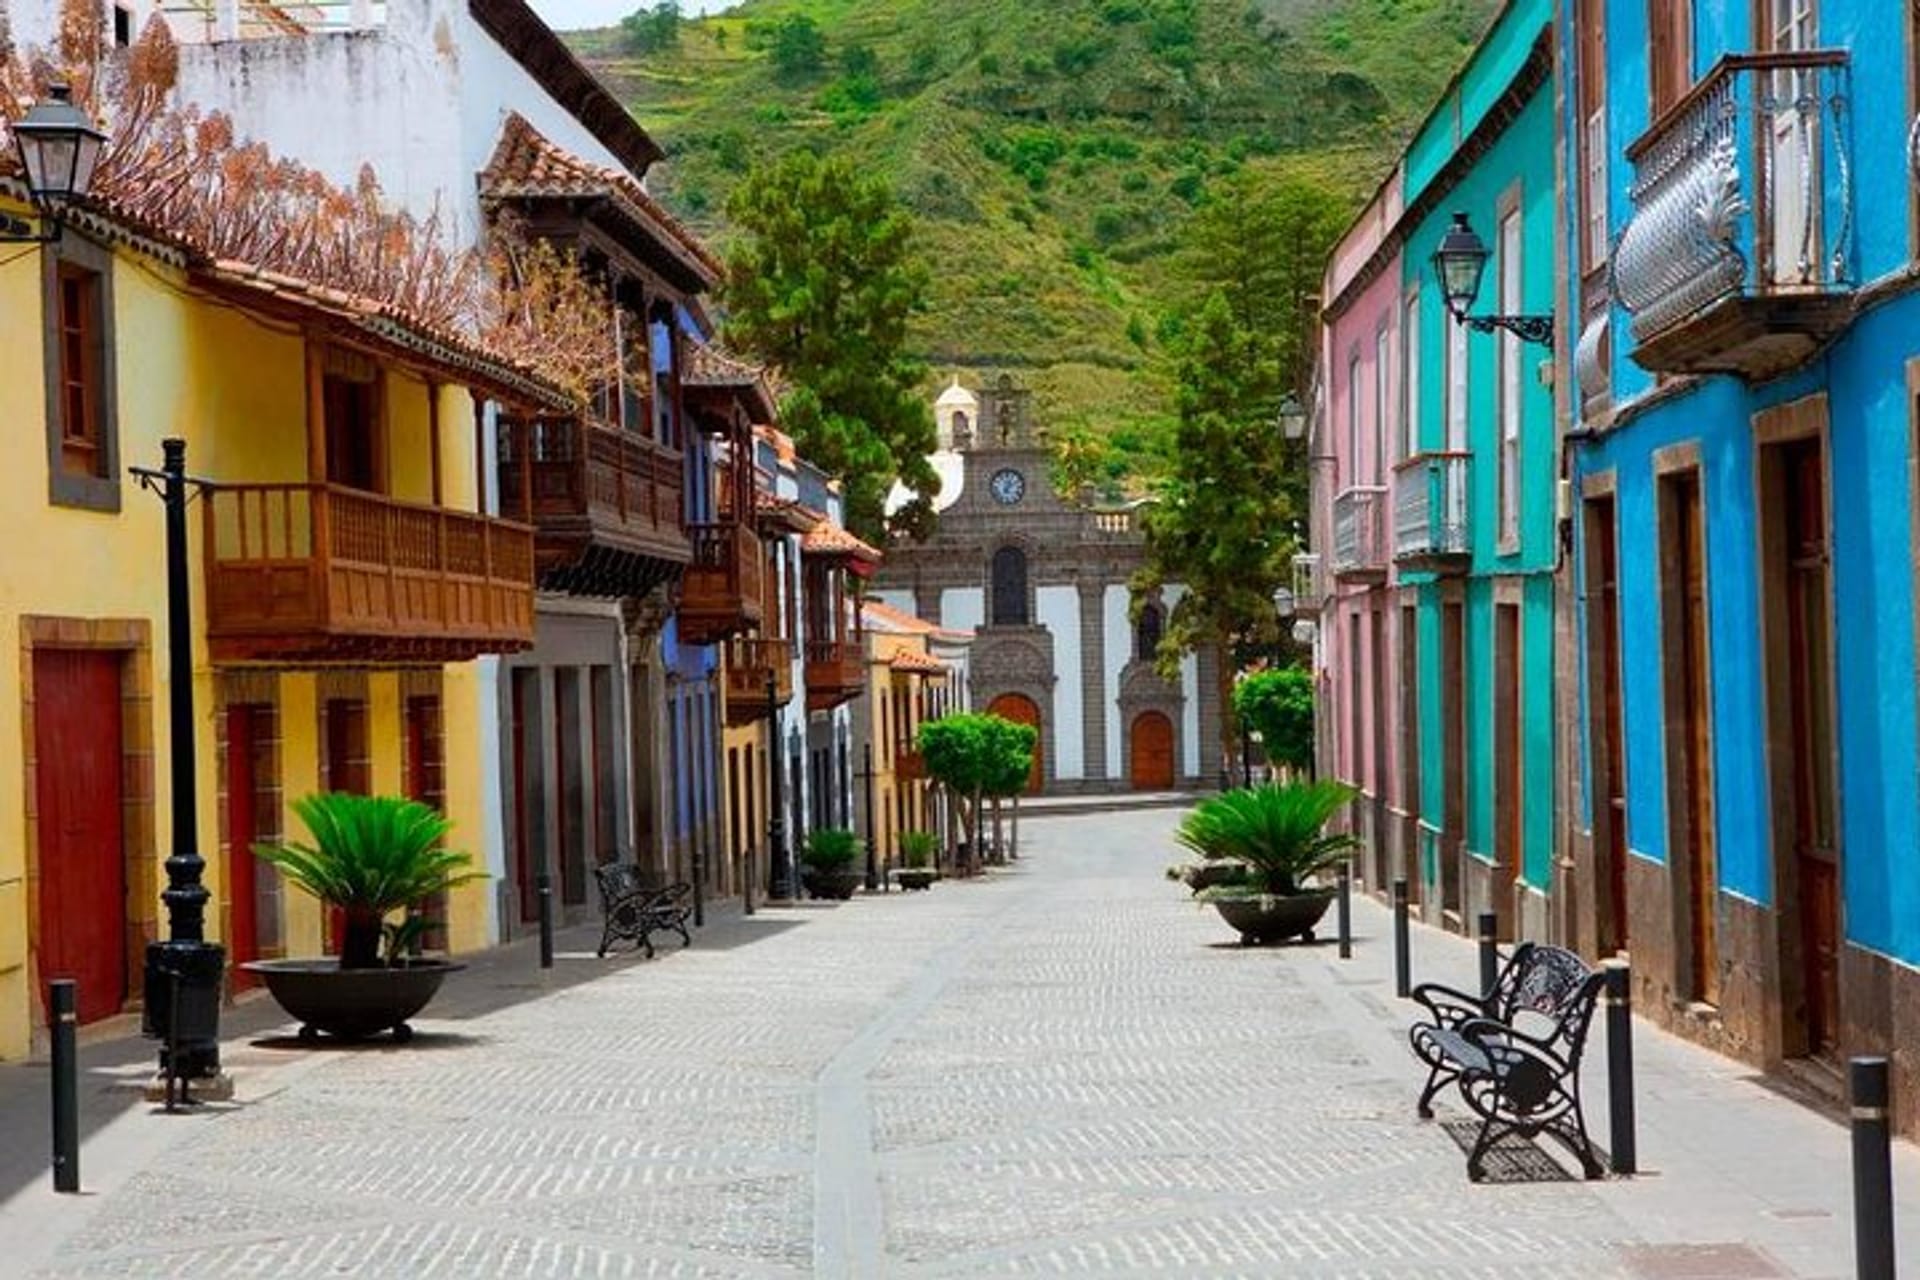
[723,636,793,724]
[679,520,764,645]
[805,639,866,711]
[1330,486,1388,582]
[1614,51,1854,378]
[1392,452,1471,574]
[497,418,687,594]
[158,0,386,41]
[204,483,534,664]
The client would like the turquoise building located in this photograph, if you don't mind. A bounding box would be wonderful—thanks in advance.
[1315,0,1562,940]
[1564,0,1920,1113]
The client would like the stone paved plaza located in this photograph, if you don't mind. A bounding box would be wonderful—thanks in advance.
[3,808,1918,1277]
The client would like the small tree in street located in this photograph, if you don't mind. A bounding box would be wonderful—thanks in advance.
[1233,666,1315,778]
[918,713,1036,873]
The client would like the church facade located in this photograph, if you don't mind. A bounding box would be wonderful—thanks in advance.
[871,377,1224,794]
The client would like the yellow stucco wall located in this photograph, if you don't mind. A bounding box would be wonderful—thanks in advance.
[0,219,501,1059]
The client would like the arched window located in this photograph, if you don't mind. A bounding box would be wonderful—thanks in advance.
[990,546,1028,626]
[951,409,970,447]
[1136,603,1164,662]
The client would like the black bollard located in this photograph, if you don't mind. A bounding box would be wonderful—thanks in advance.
[1603,961,1637,1176]
[1477,911,1499,1001]
[50,981,78,1194]
[1336,864,1352,960]
[1392,877,1411,998]
[536,872,555,971]
[1851,1056,1897,1280]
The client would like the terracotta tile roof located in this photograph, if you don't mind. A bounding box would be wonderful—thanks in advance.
[682,343,777,423]
[862,599,938,635]
[802,521,883,566]
[889,649,947,675]
[754,491,816,533]
[480,113,722,286]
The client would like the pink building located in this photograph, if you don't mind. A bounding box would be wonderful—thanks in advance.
[1311,167,1410,893]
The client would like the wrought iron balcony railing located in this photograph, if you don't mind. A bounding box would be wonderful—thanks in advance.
[1290,552,1322,613]
[1614,51,1854,378]
[1392,451,1471,574]
[1330,486,1388,582]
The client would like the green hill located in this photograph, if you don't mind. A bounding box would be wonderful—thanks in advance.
[571,0,1495,448]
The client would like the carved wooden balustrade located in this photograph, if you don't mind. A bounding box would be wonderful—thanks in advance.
[723,636,793,725]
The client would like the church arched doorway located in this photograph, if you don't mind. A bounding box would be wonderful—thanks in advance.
[1130,711,1175,790]
[986,693,1043,794]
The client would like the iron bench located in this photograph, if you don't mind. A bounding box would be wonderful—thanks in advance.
[593,864,693,960]
[1408,941,1607,1181]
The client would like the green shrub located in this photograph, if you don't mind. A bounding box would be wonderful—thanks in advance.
[803,827,862,870]
[899,830,938,869]
[1233,666,1314,771]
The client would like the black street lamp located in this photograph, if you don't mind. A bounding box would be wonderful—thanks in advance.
[130,440,225,1102]
[1276,392,1308,442]
[1430,211,1554,348]
[766,669,793,900]
[860,741,879,892]
[2,84,108,243]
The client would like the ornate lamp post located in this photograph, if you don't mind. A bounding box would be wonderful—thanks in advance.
[1,84,108,243]
[766,669,793,900]
[131,441,226,1101]
[1431,212,1555,347]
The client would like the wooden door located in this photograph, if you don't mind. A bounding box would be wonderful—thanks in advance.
[1130,711,1174,790]
[404,695,447,952]
[986,694,1043,794]
[1665,472,1720,1005]
[1584,495,1630,954]
[1782,438,1839,1053]
[1440,602,1465,915]
[34,650,126,1025]
[1762,0,1820,287]
[511,668,540,923]
[225,704,267,987]
[1398,604,1422,899]
[1494,604,1522,935]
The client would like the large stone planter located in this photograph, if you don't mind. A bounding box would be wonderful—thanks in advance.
[802,867,865,900]
[1210,891,1335,946]
[241,958,462,1043]
[895,869,937,892]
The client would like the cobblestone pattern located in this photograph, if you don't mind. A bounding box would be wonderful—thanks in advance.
[15,809,1906,1276]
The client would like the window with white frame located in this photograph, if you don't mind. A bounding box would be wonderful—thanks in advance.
[1374,322,1392,477]
[1445,296,1468,453]
[1346,349,1362,488]
[1403,290,1421,458]
[1498,205,1523,546]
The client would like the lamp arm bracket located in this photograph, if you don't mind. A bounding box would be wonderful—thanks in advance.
[1464,313,1555,348]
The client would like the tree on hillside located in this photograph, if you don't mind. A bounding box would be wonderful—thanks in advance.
[620,1,680,54]
[723,151,939,542]
[765,13,826,81]
[1133,291,1299,783]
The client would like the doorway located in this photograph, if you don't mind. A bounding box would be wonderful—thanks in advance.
[1660,468,1718,1006]
[33,649,127,1026]
[1762,432,1839,1057]
[1130,711,1175,790]
[986,693,1044,793]
[1398,603,1422,900]
[1440,600,1466,918]
[1493,603,1521,936]
[510,668,544,924]
[1583,493,1630,955]
[225,703,275,985]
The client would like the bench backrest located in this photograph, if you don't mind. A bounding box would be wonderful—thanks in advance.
[1501,942,1605,1063]
[593,862,647,908]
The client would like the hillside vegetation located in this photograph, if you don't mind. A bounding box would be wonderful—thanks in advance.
[572,0,1495,458]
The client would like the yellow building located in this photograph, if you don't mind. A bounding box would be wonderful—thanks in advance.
[856,601,954,876]
[0,190,567,1055]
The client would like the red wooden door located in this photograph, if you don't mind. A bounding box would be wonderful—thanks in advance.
[34,650,126,1025]
[226,704,264,987]
[986,694,1043,794]
[1130,712,1175,790]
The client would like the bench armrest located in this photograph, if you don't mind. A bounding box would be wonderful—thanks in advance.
[1411,981,1488,1027]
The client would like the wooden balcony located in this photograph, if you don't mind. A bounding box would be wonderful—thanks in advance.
[895,741,927,781]
[805,639,866,711]
[1392,452,1472,576]
[1615,51,1854,379]
[204,483,535,664]
[724,636,793,725]
[497,417,688,598]
[679,520,764,645]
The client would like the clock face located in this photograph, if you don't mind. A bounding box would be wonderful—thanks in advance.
[990,468,1026,505]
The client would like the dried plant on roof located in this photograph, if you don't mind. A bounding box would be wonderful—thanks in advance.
[480,225,628,410]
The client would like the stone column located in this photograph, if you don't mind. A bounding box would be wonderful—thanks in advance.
[1078,581,1108,783]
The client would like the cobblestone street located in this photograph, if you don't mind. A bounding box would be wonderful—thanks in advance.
[3,808,1917,1277]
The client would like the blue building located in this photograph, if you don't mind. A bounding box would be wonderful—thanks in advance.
[1564,0,1920,1106]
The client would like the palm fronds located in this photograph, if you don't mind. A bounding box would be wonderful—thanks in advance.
[254,792,484,916]
[1174,782,1360,895]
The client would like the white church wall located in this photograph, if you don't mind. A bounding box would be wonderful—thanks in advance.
[1102,584,1130,774]
[1162,585,1202,779]
[1036,586,1083,780]
[871,589,916,616]
[940,588,985,647]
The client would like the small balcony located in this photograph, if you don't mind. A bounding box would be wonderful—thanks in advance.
[723,636,793,725]
[895,741,927,781]
[1614,51,1854,379]
[204,483,535,664]
[1290,552,1322,613]
[1330,486,1388,584]
[1392,452,1471,575]
[805,639,866,711]
[497,417,688,598]
[679,520,765,646]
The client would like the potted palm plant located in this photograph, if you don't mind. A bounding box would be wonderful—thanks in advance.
[801,828,866,900]
[1174,781,1360,946]
[896,830,938,891]
[243,792,483,1042]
